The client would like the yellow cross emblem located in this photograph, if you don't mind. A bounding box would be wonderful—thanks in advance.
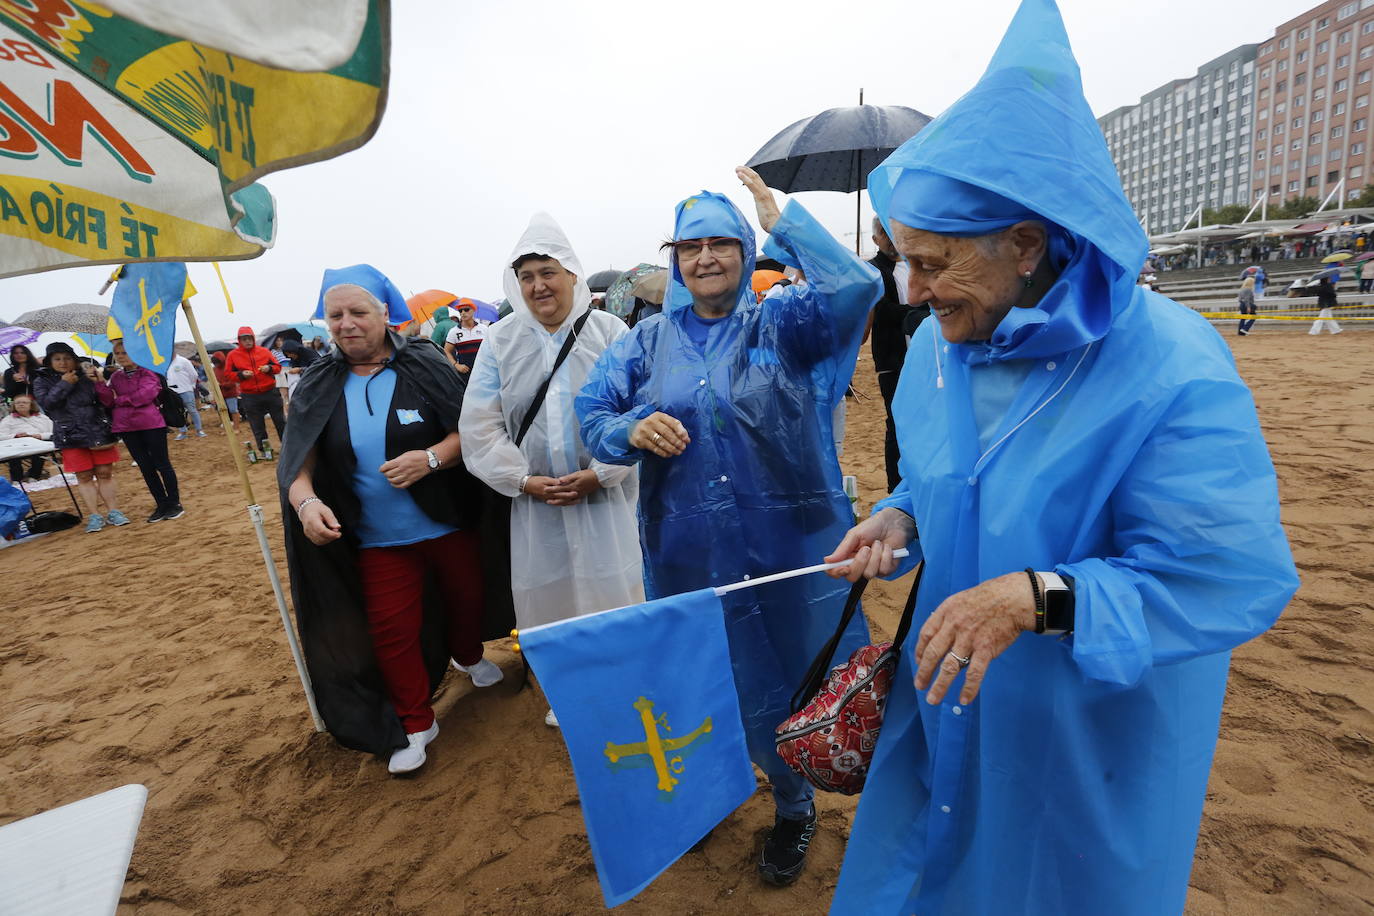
[604,697,712,794]
[133,277,165,366]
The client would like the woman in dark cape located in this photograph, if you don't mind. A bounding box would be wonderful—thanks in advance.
[278,269,513,765]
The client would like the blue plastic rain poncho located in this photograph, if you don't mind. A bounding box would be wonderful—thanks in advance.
[576,191,881,815]
[831,2,1299,914]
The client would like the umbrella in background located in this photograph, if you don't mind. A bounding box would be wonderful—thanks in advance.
[1351,252,1374,263]
[746,93,932,254]
[470,300,500,323]
[1321,251,1354,263]
[204,340,237,354]
[587,269,622,293]
[0,326,40,353]
[0,3,387,279]
[605,264,664,319]
[751,269,786,300]
[12,303,110,334]
[631,270,668,305]
[257,322,327,347]
[405,289,460,326]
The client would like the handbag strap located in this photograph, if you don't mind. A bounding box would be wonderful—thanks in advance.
[789,561,925,715]
[512,309,591,448]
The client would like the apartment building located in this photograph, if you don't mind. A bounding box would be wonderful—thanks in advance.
[1251,0,1374,207]
[1100,45,1256,234]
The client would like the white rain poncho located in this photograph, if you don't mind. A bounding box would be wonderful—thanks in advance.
[459,213,644,627]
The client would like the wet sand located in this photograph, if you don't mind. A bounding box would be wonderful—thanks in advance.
[0,327,1370,914]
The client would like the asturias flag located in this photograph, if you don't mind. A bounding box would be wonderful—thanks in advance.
[110,263,191,373]
[520,588,754,907]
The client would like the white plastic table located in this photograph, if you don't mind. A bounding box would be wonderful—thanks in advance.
[0,437,83,516]
[0,784,148,915]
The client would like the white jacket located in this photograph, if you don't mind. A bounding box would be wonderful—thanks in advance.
[0,412,53,440]
[166,355,198,394]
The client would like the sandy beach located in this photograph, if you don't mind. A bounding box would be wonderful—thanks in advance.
[1,326,1370,914]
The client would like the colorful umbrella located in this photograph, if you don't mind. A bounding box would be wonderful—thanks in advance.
[0,326,40,353]
[405,289,461,326]
[605,264,663,319]
[751,269,787,300]
[0,3,388,279]
[1350,252,1374,263]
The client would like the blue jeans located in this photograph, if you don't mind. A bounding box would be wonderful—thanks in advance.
[178,391,202,432]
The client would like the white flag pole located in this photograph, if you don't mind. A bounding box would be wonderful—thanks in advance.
[516,548,911,640]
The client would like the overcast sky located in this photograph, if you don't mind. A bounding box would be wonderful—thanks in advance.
[1,0,1310,341]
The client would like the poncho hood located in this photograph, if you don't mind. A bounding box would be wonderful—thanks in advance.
[664,191,757,315]
[867,0,1148,362]
[501,213,592,333]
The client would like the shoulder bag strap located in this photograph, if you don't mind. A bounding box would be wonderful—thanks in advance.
[789,561,925,715]
[512,309,591,448]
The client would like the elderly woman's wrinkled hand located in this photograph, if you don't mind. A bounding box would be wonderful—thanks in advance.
[824,507,917,582]
[300,500,343,546]
[379,450,431,489]
[914,571,1038,707]
[630,412,689,458]
[736,166,781,233]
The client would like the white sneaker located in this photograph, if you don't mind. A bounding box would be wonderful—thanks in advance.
[387,721,439,775]
[453,657,504,687]
[545,708,560,728]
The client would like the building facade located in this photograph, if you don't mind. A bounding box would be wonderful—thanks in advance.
[1100,46,1256,235]
[1251,0,1374,209]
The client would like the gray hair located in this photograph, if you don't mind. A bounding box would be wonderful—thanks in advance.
[322,283,387,316]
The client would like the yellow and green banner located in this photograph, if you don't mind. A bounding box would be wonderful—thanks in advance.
[0,0,388,279]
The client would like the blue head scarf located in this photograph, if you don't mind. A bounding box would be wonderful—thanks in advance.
[664,191,757,314]
[868,0,1148,362]
[313,264,411,326]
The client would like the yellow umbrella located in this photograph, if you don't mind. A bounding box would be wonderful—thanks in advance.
[1321,251,1354,263]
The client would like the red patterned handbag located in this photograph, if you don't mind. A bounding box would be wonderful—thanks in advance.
[774,564,922,795]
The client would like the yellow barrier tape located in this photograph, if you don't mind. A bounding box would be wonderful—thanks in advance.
[1201,313,1374,320]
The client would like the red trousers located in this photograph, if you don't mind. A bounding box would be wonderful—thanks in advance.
[357,529,485,733]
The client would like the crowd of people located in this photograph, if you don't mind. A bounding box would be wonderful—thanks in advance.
[0,2,1304,911]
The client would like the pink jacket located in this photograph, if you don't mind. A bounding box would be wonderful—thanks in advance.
[99,367,165,433]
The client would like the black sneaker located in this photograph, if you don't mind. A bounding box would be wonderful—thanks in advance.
[162,503,185,520]
[758,808,816,887]
[146,506,167,523]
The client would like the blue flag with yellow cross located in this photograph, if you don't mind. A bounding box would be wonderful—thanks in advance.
[520,588,754,907]
[109,263,194,374]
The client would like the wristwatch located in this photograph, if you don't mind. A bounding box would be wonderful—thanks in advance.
[425,448,441,470]
[1037,571,1075,635]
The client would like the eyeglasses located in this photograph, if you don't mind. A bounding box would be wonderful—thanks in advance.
[456,307,473,314]
[671,237,742,261]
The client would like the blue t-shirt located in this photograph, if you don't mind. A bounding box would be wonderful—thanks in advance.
[344,368,457,548]
[683,308,729,350]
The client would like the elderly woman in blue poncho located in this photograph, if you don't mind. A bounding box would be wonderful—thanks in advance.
[822,2,1299,914]
[577,167,880,886]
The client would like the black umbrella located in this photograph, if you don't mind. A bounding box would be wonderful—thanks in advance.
[746,94,932,254]
[257,322,304,347]
[587,269,621,293]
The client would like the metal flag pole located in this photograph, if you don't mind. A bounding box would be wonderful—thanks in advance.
[515,549,911,643]
[178,296,325,733]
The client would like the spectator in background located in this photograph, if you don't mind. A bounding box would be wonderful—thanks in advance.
[3,344,38,402]
[281,338,317,403]
[32,342,129,532]
[443,299,489,374]
[1309,275,1343,335]
[866,216,925,492]
[270,334,294,412]
[224,326,285,453]
[211,351,240,431]
[0,393,52,481]
[167,352,204,440]
[102,340,182,522]
[1237,275,1258,336]
[429,303,458,348]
